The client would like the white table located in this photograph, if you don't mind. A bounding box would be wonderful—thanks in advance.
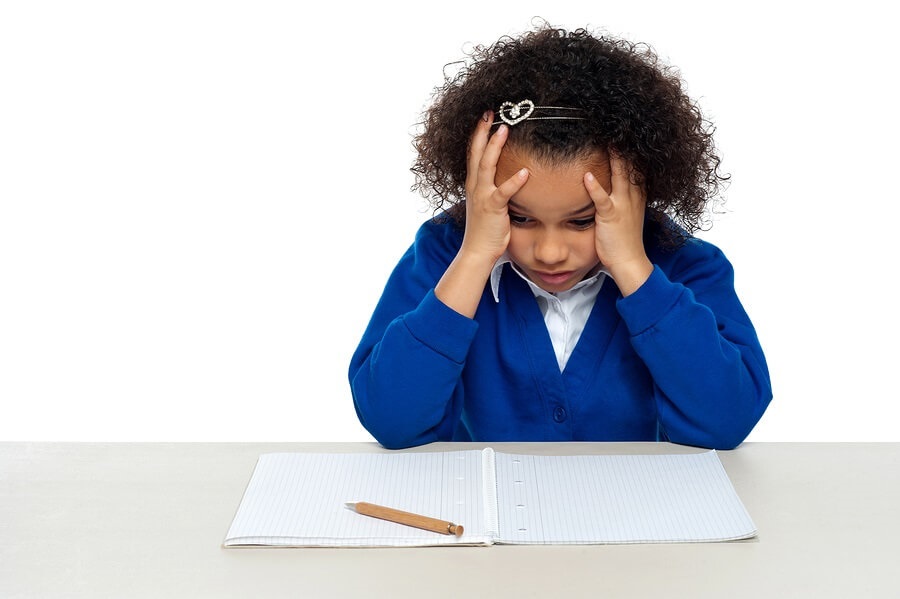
[2,442,898,598]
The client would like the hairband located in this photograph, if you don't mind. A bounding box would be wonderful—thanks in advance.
[492,100,585,126]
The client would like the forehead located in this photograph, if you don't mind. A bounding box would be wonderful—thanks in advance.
[495,146,609,214]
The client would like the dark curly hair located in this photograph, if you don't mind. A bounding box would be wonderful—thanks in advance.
[411,24,728,246]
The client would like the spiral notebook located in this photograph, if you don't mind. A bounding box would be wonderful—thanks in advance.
[223,448,756,547]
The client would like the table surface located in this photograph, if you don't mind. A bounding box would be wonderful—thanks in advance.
[2,441,899,598]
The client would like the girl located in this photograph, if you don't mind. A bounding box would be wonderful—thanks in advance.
[349,25,772,450]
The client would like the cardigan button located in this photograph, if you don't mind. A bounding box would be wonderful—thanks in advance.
[553,406,567,423]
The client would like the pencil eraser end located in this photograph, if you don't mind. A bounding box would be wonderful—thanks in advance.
[453,524,464,537]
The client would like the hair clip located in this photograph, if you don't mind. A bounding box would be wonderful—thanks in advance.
[493,100,585,126]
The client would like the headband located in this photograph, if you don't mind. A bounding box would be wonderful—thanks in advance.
[491,100,585,126]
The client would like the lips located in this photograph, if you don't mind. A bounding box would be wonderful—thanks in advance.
[534,270,574,286]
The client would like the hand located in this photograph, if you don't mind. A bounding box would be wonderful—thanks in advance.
[461,113,529,263]
[584,154,653,296]
[434,114,530,318]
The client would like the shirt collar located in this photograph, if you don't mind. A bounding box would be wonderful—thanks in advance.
[489,253,608,302]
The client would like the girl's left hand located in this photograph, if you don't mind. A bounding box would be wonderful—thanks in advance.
[583,155,654,296]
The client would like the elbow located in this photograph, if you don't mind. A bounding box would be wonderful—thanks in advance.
[375,434,423,451]
[366,423,435,450]
[351,389,434,451]
[699,414,762,450]
[350,365,457,450]
[667,429,745,451]
[664,385,773,451]
[353,412,419,450]
[705,432,746,451]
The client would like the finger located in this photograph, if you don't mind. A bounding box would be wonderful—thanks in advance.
[476,124,509,191]
[584,172,613,217]
[465,112,493,193]
[608,153,631,197]
[493,167,529,205]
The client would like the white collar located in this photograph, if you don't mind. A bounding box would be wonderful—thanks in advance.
[489,254,608,302]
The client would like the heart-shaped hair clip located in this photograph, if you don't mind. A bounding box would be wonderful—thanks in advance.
[498,100,535,125]
[492,100,586,127]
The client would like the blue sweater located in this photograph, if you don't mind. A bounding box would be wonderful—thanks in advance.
[349,216,771,450]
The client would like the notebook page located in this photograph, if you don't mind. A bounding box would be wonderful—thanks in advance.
[493,450,756,544]
[224,451,491,547]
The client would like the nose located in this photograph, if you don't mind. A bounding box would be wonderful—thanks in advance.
[533,229,568,265]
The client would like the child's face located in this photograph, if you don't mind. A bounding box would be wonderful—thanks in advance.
[495,147,612,294]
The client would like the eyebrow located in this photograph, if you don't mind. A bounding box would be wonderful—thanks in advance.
[508,200,595,217]
[566,202,596,217]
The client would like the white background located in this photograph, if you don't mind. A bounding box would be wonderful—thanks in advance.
[1,1,896,442]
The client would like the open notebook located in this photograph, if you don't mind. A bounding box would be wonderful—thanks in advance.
[223,449,756,547]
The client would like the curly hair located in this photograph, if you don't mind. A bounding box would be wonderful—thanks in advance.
[411,25,728,246]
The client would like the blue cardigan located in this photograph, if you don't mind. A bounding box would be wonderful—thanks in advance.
[349,216,771,450]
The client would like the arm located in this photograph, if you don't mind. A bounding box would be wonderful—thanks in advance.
[617,245,772,449]
[435,116,528,316]
[348,227,478,449]
[585,155,770,448]
[350,115,529,449]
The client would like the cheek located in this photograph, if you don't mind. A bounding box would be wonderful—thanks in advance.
[506,229,530,262]
[575,231,600,260]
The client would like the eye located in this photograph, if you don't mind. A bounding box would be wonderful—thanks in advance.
[509,213,532,227]
[570,216,595,229]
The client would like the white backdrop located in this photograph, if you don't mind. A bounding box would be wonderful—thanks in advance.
[2,1,896,441]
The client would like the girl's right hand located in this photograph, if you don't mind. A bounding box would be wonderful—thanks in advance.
[434,113,529,318]
[460,113,530,263]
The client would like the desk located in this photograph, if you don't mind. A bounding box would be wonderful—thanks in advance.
[2,442,898,598]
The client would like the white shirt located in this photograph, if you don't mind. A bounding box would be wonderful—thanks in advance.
[490,255,607,372]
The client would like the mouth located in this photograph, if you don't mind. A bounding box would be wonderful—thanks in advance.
[533,270,575,286]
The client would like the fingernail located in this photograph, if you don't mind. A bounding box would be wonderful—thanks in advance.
[518,168,528,179]
[482,111,491,122]
[585,172,595,183]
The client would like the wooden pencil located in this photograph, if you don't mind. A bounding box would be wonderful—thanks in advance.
[346,501,464,537]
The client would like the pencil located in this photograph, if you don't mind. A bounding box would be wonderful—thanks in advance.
[345,501,464,537]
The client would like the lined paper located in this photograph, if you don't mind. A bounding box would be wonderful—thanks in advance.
[224,449,756,547]
[493,451,756,544]
[224,451,491,547]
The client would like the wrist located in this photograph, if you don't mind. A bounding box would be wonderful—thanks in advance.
[607,257,653,297]
[435,247,500,318]
[457,243,505,270]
